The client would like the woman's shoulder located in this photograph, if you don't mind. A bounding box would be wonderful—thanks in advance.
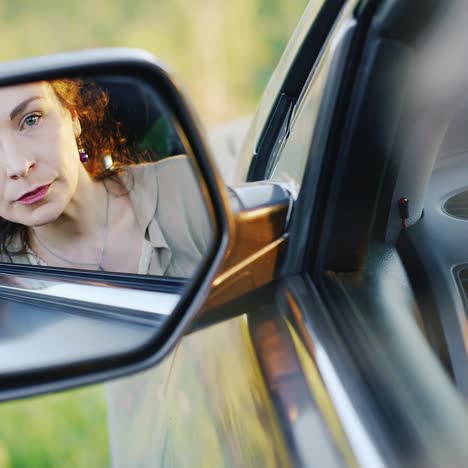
[125,155,199,201]
[126,155,192,180]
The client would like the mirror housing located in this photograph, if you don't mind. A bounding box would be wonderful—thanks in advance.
[0,48,233,400]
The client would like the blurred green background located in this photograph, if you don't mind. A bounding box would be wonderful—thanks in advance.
[0,0,307,126]
[0,0,307,466]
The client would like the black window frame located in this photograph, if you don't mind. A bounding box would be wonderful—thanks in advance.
[246,0,346,182]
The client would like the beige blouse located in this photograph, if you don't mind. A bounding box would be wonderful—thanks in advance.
[2,156,213,278]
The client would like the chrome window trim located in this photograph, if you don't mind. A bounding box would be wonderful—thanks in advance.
[0,274,180,317]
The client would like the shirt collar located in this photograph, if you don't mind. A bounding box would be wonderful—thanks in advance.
[120,164,172,274]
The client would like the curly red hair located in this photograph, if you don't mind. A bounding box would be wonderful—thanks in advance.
[49,79,140,176]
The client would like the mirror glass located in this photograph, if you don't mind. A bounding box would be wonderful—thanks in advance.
[0,73,216,374]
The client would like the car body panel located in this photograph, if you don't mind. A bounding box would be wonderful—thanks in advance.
[106,278,352,468]
[106,314,293,467]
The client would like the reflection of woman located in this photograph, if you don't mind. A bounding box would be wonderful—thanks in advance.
[0,80,211,276]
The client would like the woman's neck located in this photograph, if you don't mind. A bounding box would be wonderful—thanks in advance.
[30,169,110,254]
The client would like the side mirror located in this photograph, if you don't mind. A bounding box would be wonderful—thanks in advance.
[0,48,290,400]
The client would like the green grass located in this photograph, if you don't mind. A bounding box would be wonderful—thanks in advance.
[0,385,109,468]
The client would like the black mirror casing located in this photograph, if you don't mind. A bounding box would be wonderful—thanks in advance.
[0,48,233,400]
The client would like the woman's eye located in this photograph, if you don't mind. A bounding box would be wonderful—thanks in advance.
[21,113,42,129]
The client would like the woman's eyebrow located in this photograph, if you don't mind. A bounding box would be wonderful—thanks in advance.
[9,96,43,121]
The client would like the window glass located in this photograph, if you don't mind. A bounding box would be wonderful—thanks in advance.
[235,0,327,183]
[253,0,327,145]
[267,59,328,193]
[266,10,350,194]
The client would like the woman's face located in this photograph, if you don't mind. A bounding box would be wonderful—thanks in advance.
[0,81,83,227]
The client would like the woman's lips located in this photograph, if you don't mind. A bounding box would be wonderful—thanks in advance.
[17,184,51,205]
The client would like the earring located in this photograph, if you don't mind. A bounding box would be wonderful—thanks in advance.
[102,154,114,172]
[77,137,89,163]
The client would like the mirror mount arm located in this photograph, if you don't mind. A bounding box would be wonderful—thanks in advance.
[189,181,292,332]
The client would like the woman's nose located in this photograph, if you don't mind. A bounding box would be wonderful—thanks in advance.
[0,140,36,179]
[6,158,36,180]
[0,136,36,180]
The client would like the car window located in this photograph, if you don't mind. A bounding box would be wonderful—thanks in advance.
[252,0,326,145]
[266,54,330,193]
[234,0,336,183]
[266,5,354,195]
